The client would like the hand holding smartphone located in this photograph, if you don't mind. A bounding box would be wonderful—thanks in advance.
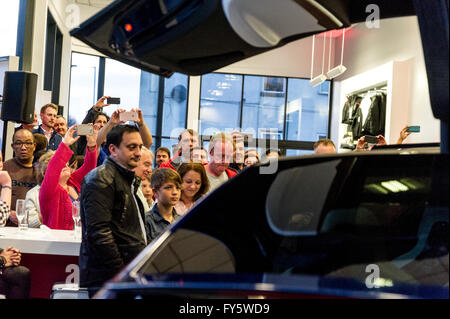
[106,97,121,104]
[406,126,420,133]
[77,124,94,136]
[119,111,139,122]
[364,135,379,144]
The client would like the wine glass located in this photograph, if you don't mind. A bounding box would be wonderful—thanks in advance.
[16,199,28,231]
[72,200,81,239]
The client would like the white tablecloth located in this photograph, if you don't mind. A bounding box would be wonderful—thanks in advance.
[0,227,80,256]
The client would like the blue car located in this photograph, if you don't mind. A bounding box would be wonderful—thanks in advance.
[95,146,448,299]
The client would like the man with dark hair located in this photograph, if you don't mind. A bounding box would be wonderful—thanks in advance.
[91,107,152,166]
[313,139,336,154]
[32,103,62,150]
[155,147,171,167]
[79,124,148,295]
[3,129,38,226]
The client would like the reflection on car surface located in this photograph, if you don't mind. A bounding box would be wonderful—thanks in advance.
[96,149,448,299]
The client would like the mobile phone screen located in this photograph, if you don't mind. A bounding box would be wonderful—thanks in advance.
[364,135,379,144]
[119,111,139,122]
[107,97,121,104]
[77,124,94,136]
[406,126,420,133]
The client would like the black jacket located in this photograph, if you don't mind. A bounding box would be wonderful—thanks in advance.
[79,157,148,288]
[32,126,63,151]
[362,93,386,136]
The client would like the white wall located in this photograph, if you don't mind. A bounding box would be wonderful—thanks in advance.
[218,34,335,78]
[0,56,20,161]
[332,16,440,144]
[68,2,107,57]
[22,0,73,120]
[333,60,413,149]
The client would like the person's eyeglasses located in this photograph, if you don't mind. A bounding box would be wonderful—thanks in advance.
[13,142,35,148]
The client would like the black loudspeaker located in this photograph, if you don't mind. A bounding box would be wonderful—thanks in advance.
[57,105,64,116]
[1,71,38,124]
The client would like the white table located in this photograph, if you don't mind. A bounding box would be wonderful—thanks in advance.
[0,226,80,256]
[0,226,81,298]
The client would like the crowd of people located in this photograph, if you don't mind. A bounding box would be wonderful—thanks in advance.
[0,96,413,298]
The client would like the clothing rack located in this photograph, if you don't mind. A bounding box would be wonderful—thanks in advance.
[346,81,388,97]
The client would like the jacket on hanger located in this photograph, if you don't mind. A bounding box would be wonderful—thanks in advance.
[362,93,386,136]
[342,94,363,139]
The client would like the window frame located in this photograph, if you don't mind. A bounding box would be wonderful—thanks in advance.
[198,71,333,155]
[68,51,188,152]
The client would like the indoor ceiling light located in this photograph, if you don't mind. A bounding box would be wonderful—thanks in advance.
[327,27,347,79]
[310,34,327,87]
[364,183,389,195]
[381,180,409,193]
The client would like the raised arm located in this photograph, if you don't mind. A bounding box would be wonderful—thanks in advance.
[40,125,79,201]
[96,109,126,147]
[396,126,412,144]
[70,124,99,190]
[82,96,111,124]
[78,96,111,155]
[133,108,153,148]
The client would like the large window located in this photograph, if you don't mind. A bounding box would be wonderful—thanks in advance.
[199,73,331,155]
[68,52,188,154]
[286,80,330,142]
[68,53,100,125]
[0,1,20,57]
[44,10,62,104]
[241,75,286,140]
[199,73,242,135]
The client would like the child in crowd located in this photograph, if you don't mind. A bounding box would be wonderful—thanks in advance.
[141,174,154,210]
[175,162,210,215]
[146,168,181,241]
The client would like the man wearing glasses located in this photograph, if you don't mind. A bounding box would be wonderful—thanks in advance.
[2,129,37,226]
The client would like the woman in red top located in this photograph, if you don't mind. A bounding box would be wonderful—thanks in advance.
[39,124,98,230]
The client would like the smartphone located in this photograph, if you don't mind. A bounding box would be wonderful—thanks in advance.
[77,124,94,136]
[119,111,139,122]
[107,97,121,104]
[364,135,379,144]
[406,126,420,133]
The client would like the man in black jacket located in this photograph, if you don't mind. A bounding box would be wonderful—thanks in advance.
[79,124,148,296]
